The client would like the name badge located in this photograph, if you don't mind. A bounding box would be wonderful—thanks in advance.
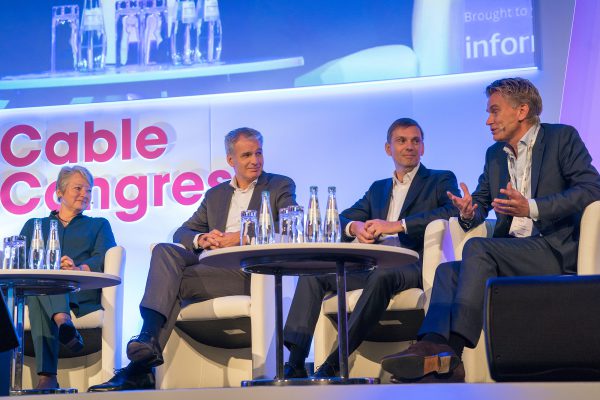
[509,216,533,238]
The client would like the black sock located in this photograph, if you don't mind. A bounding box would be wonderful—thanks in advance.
[324,350,340,369]
[448,332,467,359]
[287,344,305,369]
[127,362,152,375]
[421,333,448,345]
[140,307,166,339]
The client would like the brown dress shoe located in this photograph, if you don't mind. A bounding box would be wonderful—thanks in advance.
[390,362,466,383]
[381,341,461,380]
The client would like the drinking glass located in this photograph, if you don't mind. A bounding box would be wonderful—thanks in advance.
[240,210,258,246]
[2,237,12,270]
[288,205,305,243]
[7,235,27,270]
[51,5,80,72]
[278,207,291,243]
[78,0,107,72]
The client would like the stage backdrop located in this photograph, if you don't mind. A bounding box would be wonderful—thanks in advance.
[0,0,582,366]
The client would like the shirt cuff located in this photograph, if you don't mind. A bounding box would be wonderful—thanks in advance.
[345,221,355,237]
[401,219,407,234]
[528,199,540,221]
[193,234,202,249]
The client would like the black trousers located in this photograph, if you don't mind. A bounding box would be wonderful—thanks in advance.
[419,236,563,347]
[284,261,422,363]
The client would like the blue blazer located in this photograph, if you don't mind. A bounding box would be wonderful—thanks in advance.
[462,123,600,273]
[340,164,460,254]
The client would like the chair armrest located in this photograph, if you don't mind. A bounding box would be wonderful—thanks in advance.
[422,219,453,312]
[101,245,126,381]
[578,201,600,275]
[449,217,495,260]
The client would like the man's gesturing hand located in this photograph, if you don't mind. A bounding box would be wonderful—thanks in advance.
[447,182,478,220]
[492,182,530,217]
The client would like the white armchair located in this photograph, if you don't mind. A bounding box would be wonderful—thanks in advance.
[576,201,600,276]
[22,245,126,391]
[154,253,278,388]
[444,200,600,382]
[313,219,455,381]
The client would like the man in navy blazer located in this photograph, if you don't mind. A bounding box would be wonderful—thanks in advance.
[381,78,600,383]
[283,118,461,378]
[89,127,297,391]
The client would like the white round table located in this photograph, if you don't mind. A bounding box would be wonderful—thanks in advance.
[199,242,418,385]
[0,270,121,395]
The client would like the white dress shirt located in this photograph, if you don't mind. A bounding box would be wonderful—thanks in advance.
[503,124,540,237]
[193,176,257,248]
[346,163,420,239]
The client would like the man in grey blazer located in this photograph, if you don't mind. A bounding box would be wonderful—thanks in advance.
[89,127,297,391]
[381,78,600,383]
[283,118,461,379]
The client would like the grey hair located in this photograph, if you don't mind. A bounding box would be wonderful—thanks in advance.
[486,77,543,124]
[224,127,263,155]
[56,166,94,198]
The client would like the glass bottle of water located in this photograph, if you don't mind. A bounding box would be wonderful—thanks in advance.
[46,220,61,270]
[305,186,322,242]
[141,0,169,65]
[78,0,107,71]
[257,191,275,244]
[323,186,341,243]
[170,0,197,65]
[29,219,46,269]
[195,0,222,63]
[115,0,142,66]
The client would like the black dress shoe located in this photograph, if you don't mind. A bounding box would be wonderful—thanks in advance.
[381,341,461,380]
[312,362,338,379]
[58,321,84,353]
[283,362,308,379]
[87,364,155,392]
[126,332,163,367]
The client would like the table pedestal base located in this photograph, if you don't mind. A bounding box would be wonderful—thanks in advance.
[242,377,379,386]
[11,388,78,396]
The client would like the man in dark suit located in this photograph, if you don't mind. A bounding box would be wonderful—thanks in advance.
[88,127,297,391]
[381,78,600,383]
[282,118,460,378]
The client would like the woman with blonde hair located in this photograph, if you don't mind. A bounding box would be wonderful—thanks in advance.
[21,165,116,390]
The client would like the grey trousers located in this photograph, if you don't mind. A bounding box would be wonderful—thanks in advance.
[419,236,563,347]
[27,294,70,374]
[140,243,250,348]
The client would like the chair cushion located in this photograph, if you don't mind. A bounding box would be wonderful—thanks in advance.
[178,295,251,321]
[322,288,424,315]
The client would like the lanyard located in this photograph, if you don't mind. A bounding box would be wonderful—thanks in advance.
[506,127,539,197]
